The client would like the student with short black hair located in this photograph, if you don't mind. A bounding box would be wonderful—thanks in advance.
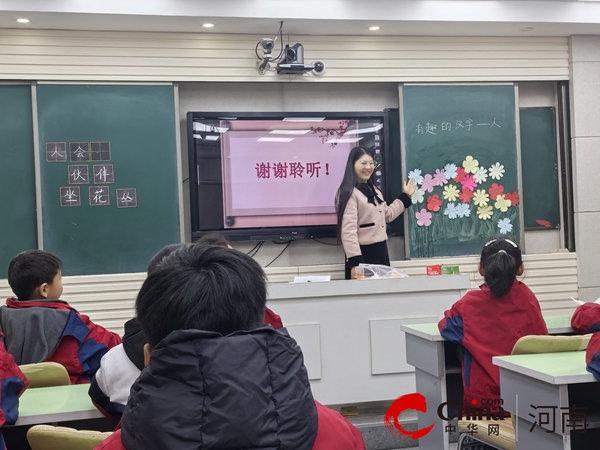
[96,244,365,450]
[4,250,121,384]
[438,238,548,408]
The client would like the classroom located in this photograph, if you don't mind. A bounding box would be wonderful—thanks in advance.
[0,1,600,449]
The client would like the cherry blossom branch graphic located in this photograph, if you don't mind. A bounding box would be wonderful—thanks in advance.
[310,120,350,148]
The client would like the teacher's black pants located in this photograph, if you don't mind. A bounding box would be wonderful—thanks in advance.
[345,240,390,280]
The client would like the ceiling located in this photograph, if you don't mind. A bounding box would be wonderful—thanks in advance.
[1,0,600,37]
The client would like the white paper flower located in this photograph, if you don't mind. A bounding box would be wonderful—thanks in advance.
[444,163,458,180]
[473,166,488,184]
[455,203,471,218]
[411,188,425,204]
[489,162,505,180]
[498,218,513,234]
[444,202,458,219]
[408,169,424,185]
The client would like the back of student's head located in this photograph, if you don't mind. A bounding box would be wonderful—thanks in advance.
[147,243,194,274]
[136,244,267,347]
[480,238,523,298]
[8,250,62,300]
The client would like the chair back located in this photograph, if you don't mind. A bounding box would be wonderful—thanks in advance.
[19,362,70,388]
[27,425,112,450]
[511,334,591,355]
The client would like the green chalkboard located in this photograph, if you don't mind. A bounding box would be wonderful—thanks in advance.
[0,85,37,275]
[520,108,560,230]
[37,84,180,276]
[402,84,521,258]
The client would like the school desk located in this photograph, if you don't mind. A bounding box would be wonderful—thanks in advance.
[15,384,103,426]
[494,351,600,450]
[401,314,573,450]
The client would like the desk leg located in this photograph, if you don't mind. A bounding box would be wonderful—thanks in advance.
[415,367,449,450]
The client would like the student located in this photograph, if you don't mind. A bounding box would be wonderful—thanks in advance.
[570,301,600,380]
[0,338,28,450]
[438,238,548,408]
[95,244,365,450]
[4,250,121,384]
[90,239,283,419]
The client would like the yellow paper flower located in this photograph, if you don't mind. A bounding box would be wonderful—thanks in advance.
[473,189,489,206]
[443,184,460,202]
[494,194,511,212]
[411,188,425,204]
[477,204,493,220]
[462,155,479,174]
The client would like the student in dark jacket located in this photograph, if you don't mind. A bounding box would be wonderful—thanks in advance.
[95,244,365,450]
[4,250,121,384]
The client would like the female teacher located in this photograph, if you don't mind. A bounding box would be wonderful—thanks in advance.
[336,147,416,280]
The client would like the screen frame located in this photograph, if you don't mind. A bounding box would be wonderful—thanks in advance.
[187,111,391,242]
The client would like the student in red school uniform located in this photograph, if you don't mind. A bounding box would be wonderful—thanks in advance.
[0,338,28,450]
[570,301,600,380]
[95,244,365,450]
[4,250,121,384]
[438,238,548,408]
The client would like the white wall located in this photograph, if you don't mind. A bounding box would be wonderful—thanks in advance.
[179,81,566,267]
[570,36,600,301]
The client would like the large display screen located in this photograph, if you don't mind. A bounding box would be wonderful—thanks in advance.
[187,112,389,241]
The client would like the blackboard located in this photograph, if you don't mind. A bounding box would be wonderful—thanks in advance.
[401,84,521,258]
[519,108,560,230]
[0,85,37,275]
[37,84,180,276]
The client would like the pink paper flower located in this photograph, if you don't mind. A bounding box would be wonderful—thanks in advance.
[432,169,448,187]
[420,174,435,193]
[461,174,477,191]
[415,208,432,227]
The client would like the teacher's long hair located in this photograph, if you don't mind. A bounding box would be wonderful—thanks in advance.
[335,147,376,242]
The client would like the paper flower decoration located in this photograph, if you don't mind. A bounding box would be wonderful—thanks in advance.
[489,162,505,180]
[426,194,443,212]
[408,169,424,185]
[415,208,432,227]
[443,184,460,202]
[461,174,477,191]
[421,174,435,193]
[498,218,513,234]
[411,188,425,204]
[444,202,458,219]
[505,191,519,206]
[453,167,467,183]
[477,204,493,220]
[488,183,504,199]
[462,155,479,174]
[433,169,448,187]
[473,166,488,184]
[473,189,489,206]
[458,187,474,204]
[494,194,511,212]
[444,163,458,180]
[456,203,471,218]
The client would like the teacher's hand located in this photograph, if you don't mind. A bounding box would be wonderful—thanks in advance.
[403,178,417,197]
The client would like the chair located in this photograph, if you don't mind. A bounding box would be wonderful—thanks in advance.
[19,362,70,388]
[456,334,592,450]
[27,425,112,450]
